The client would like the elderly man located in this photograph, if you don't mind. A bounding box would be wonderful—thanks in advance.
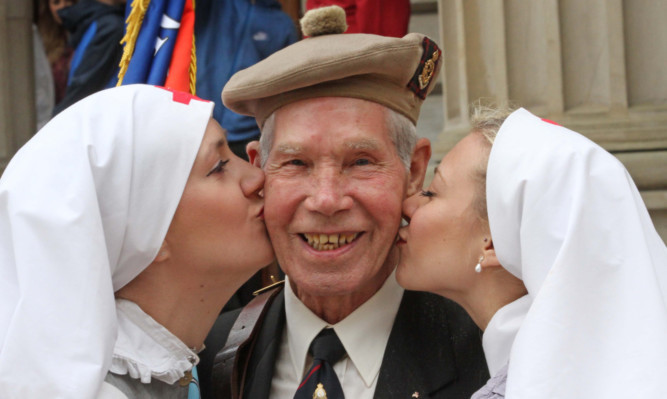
[199,8,488,399]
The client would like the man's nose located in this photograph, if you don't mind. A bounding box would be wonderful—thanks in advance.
[304,168,353,216]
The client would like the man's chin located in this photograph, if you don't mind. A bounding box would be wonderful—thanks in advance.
[288,268,391,299]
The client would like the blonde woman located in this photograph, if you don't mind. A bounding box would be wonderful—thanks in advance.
[397,106,667,398]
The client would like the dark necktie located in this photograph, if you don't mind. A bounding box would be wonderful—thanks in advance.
[294,328,346,399]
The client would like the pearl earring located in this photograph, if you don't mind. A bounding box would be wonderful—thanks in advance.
[474,255,484,273]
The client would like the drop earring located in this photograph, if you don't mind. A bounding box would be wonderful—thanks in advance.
[474,256,484,273]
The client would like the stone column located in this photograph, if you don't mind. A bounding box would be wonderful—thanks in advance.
[0,0,35,173]
[435,0,667,241]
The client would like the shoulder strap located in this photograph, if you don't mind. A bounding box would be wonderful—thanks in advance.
[211,283,284,399]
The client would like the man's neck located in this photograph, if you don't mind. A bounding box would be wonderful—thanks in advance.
[292,259,395,324]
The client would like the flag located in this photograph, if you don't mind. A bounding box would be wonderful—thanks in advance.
[117,0,196,94]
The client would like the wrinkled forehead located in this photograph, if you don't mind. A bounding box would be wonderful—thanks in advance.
[271,96,393,144]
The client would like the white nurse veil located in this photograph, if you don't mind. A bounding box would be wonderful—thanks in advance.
[0,85,213,398]
[486,108,667,398]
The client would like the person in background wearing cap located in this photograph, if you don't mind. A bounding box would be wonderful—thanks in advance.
[198,6,489,399]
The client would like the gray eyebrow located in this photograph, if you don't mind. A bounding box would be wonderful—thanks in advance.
[274,143,303,155]
[272,138,381,157]
[345,138,381,151]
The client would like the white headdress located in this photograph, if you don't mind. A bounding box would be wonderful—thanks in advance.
[0,85,213,397]
[486,108,667,397]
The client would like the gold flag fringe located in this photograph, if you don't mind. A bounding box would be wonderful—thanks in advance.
[189,34,197,94]
[188,0,197,95]
[116,0,151,86]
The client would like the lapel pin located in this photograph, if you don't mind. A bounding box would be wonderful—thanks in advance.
[412,392,420,398]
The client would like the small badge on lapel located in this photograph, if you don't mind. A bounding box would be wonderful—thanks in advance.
[412,392,420,398]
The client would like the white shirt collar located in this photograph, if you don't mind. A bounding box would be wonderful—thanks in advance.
[284,270,404,386]
[110,299,199,385]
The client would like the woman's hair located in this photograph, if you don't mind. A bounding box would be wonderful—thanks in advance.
[259,104,418,170]
[469,103,514,222]
[34,0,72,64]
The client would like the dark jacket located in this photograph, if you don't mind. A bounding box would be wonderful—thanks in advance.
[54,0,124,115]
[194,0,298,143]
[198,289,489,399]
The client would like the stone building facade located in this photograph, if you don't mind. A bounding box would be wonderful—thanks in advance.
[434,0,666,241]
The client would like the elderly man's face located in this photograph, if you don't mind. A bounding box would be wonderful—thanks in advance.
[261,97,412,298]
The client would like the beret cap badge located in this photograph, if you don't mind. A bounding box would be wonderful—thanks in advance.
[407,37,442,99]
[419,50,440,90]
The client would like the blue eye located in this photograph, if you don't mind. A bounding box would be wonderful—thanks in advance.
[206,159,229,176]
[353,158,371,166]
[420,190,435,197]
[288,159,306,166]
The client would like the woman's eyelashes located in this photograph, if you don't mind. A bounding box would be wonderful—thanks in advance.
[206,159,230,177]
[420,190,435,198]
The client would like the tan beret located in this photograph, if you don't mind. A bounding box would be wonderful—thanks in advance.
[221,30,442,128]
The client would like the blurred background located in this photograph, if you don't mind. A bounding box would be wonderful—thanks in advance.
[1,0,665,242]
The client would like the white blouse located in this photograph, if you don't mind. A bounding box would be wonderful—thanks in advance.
[110,299,199,385]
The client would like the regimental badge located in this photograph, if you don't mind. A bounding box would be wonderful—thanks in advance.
[407,37,442,100]
[418,50,439,90]
[313,383,327,399]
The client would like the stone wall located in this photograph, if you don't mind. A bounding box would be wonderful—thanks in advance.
[435,0,667,241]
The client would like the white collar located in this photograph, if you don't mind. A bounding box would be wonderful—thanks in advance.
[284,270,404,386]
[110,299,199,385]
[482,295,530,376]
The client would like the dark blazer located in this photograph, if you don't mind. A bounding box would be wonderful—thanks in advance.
[199,289,489,399]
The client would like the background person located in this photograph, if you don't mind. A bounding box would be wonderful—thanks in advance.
[195,0,298,161]
[397,105,667,398]
[198,6,488,399]
[305,0,410,37]
[53,0,125,115]
[0,85,274,398]
[34,0,75,106]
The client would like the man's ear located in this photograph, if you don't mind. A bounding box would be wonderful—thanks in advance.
[246,140,262,167]
[406,138,431,196]
[153,241,171,263]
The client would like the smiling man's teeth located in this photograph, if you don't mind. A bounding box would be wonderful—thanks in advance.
[303,233,359,251]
